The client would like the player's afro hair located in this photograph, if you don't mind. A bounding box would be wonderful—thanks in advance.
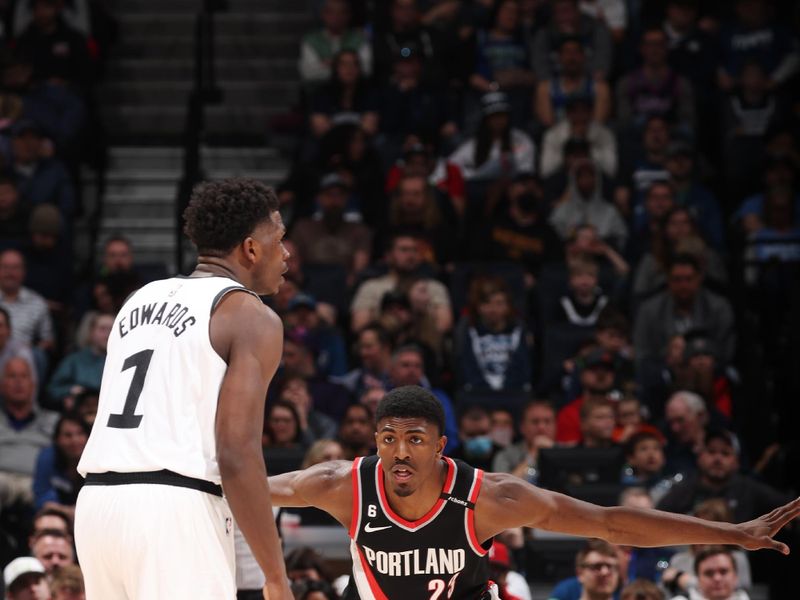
[375,386,445,436]
[183,178,279,256]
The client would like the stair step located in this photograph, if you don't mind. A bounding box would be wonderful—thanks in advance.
[115,34,301,59]
[120,13,311,37]
[100,105,286,137]
[101,217,174,230]
[98,81,297,106]
[106,58,297,82]
[112,0,309,14]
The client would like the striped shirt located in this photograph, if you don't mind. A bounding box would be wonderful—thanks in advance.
[0,287,54,346]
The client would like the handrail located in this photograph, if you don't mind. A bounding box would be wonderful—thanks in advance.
[175,0,225,274]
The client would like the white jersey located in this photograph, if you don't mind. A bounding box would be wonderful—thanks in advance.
[78,275,258,484]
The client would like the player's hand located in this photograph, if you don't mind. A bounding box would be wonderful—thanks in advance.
[736,497,799,554]
[262,580,292,600]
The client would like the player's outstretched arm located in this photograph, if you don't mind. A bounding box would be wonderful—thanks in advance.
[267,460,354,526]
[213,292,291,599]
[478,473,799,553]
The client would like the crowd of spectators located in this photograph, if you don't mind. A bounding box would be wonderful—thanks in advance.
[277,0,800,598]
[1,0,800,599]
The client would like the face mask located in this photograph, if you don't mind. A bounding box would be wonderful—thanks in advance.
[464,436,493,458]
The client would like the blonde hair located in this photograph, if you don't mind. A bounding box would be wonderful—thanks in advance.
[302,439,343,469]
[51,564,84,594]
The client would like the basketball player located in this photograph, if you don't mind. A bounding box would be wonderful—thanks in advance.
[268,386,799,599]
[75,179,293,600]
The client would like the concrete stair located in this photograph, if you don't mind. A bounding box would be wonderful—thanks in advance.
[78,146,288,274]
[78,0,308,271]
[100,0,312,143]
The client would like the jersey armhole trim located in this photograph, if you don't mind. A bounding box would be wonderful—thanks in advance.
[349,456,364,540]
[210,285,259,315]
[465,468,489,556]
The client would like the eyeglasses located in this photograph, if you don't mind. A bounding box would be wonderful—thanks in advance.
[581,562,617,573]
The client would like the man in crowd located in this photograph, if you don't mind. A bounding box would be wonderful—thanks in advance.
[31,529,75,577]
[672,546,749,600]
[334,323,393,398]
[337,403,375,460]
[2,556,50,600]
[663,390,709,476]
[634,254,735,376]
[351,232,452,333]
[0,307,35,381]
[0,357,57,510]
[387,344,458,449]
[0,250,54,353]
[493,399,556,484]
[298,0,371,85]
[658,430,791,523]
[449,405,503,472]
[549,539,621,600]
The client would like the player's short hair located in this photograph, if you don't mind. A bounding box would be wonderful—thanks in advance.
[375,385,445,436]
[694,546,736,575]
[183,178,279,256]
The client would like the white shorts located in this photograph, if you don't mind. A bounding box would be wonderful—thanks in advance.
[75,484,236,600]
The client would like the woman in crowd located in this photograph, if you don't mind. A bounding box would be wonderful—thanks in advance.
[454,275,532,391]
[32,412,90,515]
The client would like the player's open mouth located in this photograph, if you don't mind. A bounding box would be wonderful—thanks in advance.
[392,466,413,482]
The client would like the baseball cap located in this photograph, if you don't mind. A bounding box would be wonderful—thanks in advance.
[481,91,511,117]
[4,557,46,588]
[704,429,741,456]
[583,348,615,370]
[488,541,511,569]
[287,292,317,311]
[318,172,348,192]
[684,335,717,361]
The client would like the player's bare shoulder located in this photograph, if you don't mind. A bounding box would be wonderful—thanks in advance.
[210,288,282,362]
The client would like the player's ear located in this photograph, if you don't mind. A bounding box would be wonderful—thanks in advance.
[436,436,446,456]
[241,235,261,265]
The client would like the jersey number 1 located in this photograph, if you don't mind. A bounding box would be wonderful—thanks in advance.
[107,349,154,429]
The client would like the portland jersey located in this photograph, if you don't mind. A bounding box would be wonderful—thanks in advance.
[347,455,491,600]
[78,276,258,484]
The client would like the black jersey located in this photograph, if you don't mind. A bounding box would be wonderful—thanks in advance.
[346,455,491,600]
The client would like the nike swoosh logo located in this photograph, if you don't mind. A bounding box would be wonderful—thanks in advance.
[364,522,392,533]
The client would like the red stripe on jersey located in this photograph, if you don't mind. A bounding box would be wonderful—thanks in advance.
[376,457,455,529]
[466,469,488,555]
[349,456,364,539]
[355,544,390,600]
